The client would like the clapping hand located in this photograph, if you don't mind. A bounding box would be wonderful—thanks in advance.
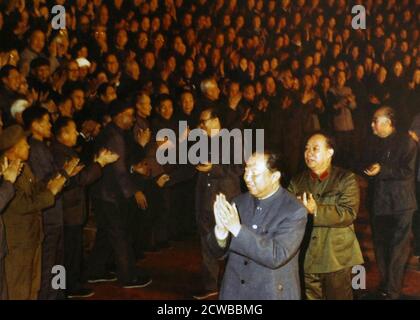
[63,157,80,177]
[215,193,241,237]
[95,148,119,167]
[214,194,229,239]
[301,192,317,216]
[364,163,381,177]
[136,128,151,147]
[156,174,170,188]
[47,174,66,195]
[196,163,212,173]
[1,158,23,184]
[135,191,148,210]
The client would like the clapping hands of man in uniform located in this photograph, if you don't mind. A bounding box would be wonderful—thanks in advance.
[297,192,318,216]
[0,158,23,184]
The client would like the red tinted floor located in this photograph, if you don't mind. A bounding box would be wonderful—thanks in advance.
[82,180,420,300]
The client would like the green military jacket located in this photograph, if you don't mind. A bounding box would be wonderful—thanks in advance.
[288,166,364,274]
[2,162,55,249]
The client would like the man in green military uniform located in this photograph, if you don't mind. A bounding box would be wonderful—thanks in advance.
[0,125,67,300]
[288,132,364,300]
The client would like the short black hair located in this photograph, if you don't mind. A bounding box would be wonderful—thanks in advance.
[30,57,50,70]
[22,106,49,130]
[97,82,113,96]
[53,117,74,137]
[0,65,18,79]
[158,94,172,109]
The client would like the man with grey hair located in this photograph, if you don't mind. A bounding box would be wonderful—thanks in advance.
[198,78,222,111]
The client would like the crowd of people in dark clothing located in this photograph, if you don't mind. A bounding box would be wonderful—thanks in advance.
[0,0,419,300]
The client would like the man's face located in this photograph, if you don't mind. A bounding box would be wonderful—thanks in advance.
[337,72,346,87]
[199,110,220,136]
[181,93,194,115]
[304,134,333,172]
[3,69,21,92]
[35,65,50,83]
[12,137,30,161]
[138,33,148,48]
[244,154,279,199]
[371,110,391,138]
[229,83,240,98]
[116,108,135,130]
[136,96,152,118]
[33,114,52,139]
[71,90,85,111]
[144,53,155,70]
[207,81,220,100]
[105,55,119,75]
[159,100,173,120]
[102,86,117,103]
[30,31,45,53]
[58,121,78,147]
[243,85,255,102]
[356,66,364,80]
[67,62,80,81]
[394,62,403,77]
[265,77,276,95]
[184,60,194,75]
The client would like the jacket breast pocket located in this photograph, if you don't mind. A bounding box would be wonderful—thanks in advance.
[317,192,340,206]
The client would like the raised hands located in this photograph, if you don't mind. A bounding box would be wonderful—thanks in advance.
[136,128,151,147]
[214,194,241,237]
[1,158,23,184]
[47,174,66,195]
[94,148,119,168]
[63,157,80,177]
[301,192,317,216]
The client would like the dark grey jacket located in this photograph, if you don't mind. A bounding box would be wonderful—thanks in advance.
[51,141,102,225]
[91,123,138,203]
[28,137,64,227]
[208,188,307,300]
[195,135,243,234]
[363,131,417,215]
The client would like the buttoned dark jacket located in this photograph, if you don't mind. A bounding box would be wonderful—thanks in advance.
[91,122,138,203]
[51,141,102,225]
[28,137,64,227]
[195,135,243,234]
[363,131,417,215]
[207,188,307,300]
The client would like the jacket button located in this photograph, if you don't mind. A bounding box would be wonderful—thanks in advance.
[252,225,258,230]
[207,183,211,187]
[241,280,245,285]
[244,261,248,266]
[278,284,283,291]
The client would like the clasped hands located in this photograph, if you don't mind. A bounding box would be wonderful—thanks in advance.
[213,193,241,239]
